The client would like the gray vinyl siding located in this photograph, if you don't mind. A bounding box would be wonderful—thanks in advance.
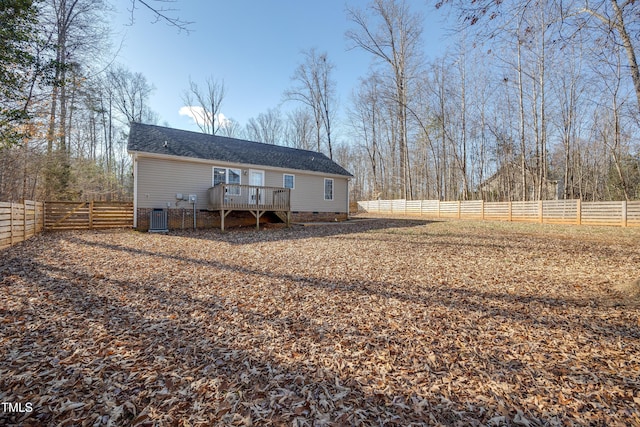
[285,174,347,212]
[136,156,348,212]
[136,157,213,210]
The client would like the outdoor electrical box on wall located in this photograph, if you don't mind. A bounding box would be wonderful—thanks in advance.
[189,194,197,203]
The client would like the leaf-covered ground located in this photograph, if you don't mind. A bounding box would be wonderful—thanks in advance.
[1,218,639,426]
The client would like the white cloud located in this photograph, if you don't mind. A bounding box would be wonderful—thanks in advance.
[217,112,231,129]
[179,106,231,130]
[179,106,209,127]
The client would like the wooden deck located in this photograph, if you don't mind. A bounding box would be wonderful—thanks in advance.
[208,184,291,230]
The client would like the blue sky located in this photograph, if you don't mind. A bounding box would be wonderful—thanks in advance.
[110,1,451,135]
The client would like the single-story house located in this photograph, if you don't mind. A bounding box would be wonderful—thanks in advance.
[127,122,352,231]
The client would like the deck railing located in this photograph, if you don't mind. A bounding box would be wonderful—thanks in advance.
[208,184,290,211]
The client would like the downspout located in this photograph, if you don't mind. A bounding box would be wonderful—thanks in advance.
[346,177,350,219]
[132,154,138,229]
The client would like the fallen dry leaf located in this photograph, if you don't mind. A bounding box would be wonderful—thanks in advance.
[1,218,639,425]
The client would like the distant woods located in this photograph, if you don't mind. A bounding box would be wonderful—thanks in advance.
[343,0,640,202]
[1,0,639,202]
[0,0,161,202]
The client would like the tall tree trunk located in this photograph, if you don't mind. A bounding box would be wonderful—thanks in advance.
[610,0,640,114]
[517,41,527,201]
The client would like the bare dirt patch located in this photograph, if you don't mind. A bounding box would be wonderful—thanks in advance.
[1,219,639,425]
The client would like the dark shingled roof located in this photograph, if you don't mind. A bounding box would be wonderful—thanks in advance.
[128,122,352,177]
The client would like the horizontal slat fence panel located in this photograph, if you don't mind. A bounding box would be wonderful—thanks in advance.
[406,200,422,215]
[581,201,625,226]
[461,200,483,219]
[391,199,406,213]
[45,202,90,230]
[439,201,460,218]
[357,199,638,227]
[45,201,133,230]
[378,200,392,213]
[484,202,510,220]
[511,201,539,222]
[543,200,578,224]
[91,202,135,228]
[0,200,44,250]
[628,201,640,227]
[421,200,440,216]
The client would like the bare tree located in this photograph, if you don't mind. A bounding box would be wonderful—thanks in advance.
[346,0,423,199]
[439,0,640,114]
[126,0,193,32]
[349,73,384,199]
[181,76,226,135]
[107,64,156,124]
[245,108,284,145]
[218,117,242,138]
[285,108,315,150]
[284,48,337,158]
[41,0,109,199]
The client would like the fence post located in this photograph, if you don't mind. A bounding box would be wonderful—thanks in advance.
[539,200,544,223]
[420,199,423,217]
[457,201,461,219]
[508,201,512,222]
[23,201,27,240]
[622,201,627,227]
[10,202,14,245]
[33,201,37,237]
[576,199,581,225]
[481,200,485,220]
[437,199,441,218]
[89,200,94,229]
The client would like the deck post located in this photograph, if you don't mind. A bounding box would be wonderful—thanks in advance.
[220,209,225,231]
[256,188,260,230]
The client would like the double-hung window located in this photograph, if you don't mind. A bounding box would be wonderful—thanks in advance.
[324,178,334,201]
[283,174,295,189]
[213,167,241,195]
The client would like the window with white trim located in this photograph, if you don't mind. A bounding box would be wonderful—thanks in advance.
[283,174,295,189]
[324,178,334,201]
[212,167,241,195]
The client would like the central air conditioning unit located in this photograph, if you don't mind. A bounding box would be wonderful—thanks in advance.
[149,208,168,232]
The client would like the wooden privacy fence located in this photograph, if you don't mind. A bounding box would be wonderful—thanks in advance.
[358,199,640,227]
[0,200,45,250]
[45,201,133,231]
